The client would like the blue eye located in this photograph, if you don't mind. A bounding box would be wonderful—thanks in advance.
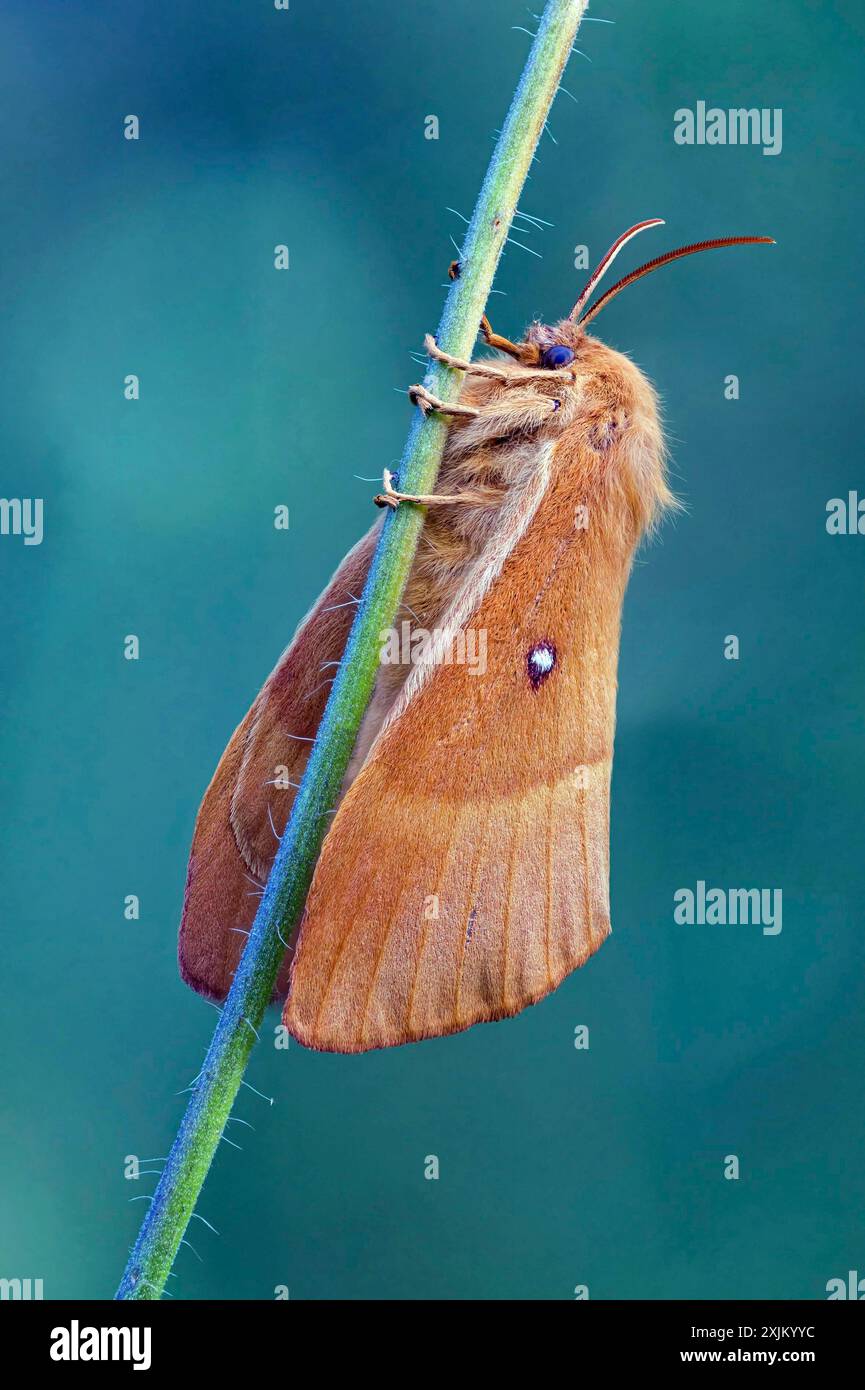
[541,344,575,369]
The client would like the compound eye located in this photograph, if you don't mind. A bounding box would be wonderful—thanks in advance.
[541,344,575,369]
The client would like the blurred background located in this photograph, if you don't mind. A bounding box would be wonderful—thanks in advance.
[1,0,863,1300]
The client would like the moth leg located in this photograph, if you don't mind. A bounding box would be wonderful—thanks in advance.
[408,382,479,418]
[423,333,511,382]
[373,468,486,510]
[479,314,536,362]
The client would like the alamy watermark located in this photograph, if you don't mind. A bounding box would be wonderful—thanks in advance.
[674,881,782,936]
[379,620,487,676]
[50,1322,151,1370]
[826,492,865,534]
[674,102,782,157]
[826,1269,864,1299]
[0,1276,43,1299]
[0,497,43,545]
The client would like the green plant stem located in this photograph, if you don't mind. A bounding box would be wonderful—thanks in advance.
[116,0,588,1301]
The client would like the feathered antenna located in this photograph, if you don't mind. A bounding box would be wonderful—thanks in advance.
[569,219,665,320]
[578,235,775,327]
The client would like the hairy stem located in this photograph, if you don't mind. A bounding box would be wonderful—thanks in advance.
[116,0,588,1300]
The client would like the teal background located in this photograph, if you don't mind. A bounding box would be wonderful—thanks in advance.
[1,0,863,1300]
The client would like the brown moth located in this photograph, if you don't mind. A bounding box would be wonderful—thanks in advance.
[179,221,773,1052]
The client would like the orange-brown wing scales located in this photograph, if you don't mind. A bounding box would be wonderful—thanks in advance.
[285,453,627,1052]
[178,522,381,1001]
[178,706,264,1002]
[286,769,611,1051]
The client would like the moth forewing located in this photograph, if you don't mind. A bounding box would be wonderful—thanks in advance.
[283,332,672,1052]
